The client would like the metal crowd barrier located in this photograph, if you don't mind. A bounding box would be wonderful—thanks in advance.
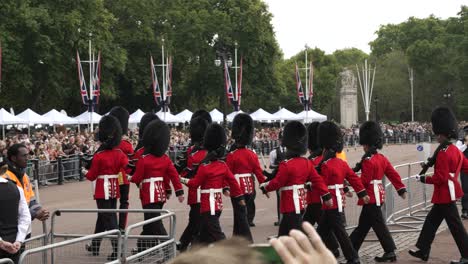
[26,155,84,186]
[344,133,435,147]
[48,209,176,264]
[0,259,14,264]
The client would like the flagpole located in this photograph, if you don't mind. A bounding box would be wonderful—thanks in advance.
[234,42,238,112]
[304,45,309,123]
[161,38,166,121]
[88,34,94,132]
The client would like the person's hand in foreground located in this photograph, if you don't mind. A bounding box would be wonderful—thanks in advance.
[270,222,336,264]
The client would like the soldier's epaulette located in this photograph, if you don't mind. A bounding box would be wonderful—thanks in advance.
[281,158,292,164]
[442,145,450,152]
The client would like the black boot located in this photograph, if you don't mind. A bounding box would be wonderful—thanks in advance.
[461,211,468,220]
[374,252,397,262]
[85,243,99,256]
[450,258,468,264]
[408,249,429,262]
[340,258,360,264]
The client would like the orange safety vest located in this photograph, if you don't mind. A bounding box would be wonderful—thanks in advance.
[2,170,35,204]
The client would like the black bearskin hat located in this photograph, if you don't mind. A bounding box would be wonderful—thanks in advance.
[307,122,321,151]
[203,123,226,152]
[359,121,383,149]
[318,121,343,152]
[192,109,212,124]
[431,107,457,138]
[190,117,209,143]
[143,120,170,156]
[109,106,129,134]
[138,112,159,140]
[282,121,307,155]
[231,113,254,145]
[97,115,122,150]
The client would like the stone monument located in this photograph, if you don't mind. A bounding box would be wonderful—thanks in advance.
[340,68,358,128]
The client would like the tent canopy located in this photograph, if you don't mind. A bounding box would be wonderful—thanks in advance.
[129,109,145,124]
[175,109,193,123]
[156,111,183,124]
[43,109,78,125]
[0,108,27,125]
[17,108,52,124]
[272,108,302,121]
[75,111,102,124]
[209,109,224,123]
[250,108,275,122]
[227,110,244,122]
[298,110,327,123]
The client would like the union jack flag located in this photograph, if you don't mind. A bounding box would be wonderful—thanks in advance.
[237,57,243,106]
[165,56,172,105]
[224,61,235,105]
[76,51,89,105]
[92,51,101,105]
[150,56,163,106]
[308,61,313,106]
[295,63,305,105]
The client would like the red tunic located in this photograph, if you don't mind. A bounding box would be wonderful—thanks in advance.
[358,153,406,206]
[117,139,134,185]
[226,148,266,194]
[264,157,330,214]
[320,157,367,210]
[424,144,468,204]
[181,146,207,205]
[186,160,243,214]
[86,148,128,200]
[132,147,171,193]
[307,155,325,204]
[130,154,183,206]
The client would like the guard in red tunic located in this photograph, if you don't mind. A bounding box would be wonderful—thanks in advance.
[409,107,468,264]
[178,111,211,251]
[260,121,332,236]
[180,124,244,244]
[84,115,128,261]
[226,113,265,241]
[109,106,134,231]
[130,119,184,253]
[349,121,407,262]
[303,122,340,258]
[315,121,370,264]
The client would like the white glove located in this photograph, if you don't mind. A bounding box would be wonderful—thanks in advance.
[81,167,88,175]
[415,175,421,181]
[180,177,189,185]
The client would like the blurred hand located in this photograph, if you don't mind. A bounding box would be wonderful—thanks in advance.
[13,241,21,252]
[177,195,184,203]
[0,241,17,254]
[362,195,370,204]
[270,222,336,264]
[166,193,172,200]
[345,191,353,198]
[36,208,50,221]
[179,177,188,185]
[238,199,246,206]
[400,192,407,199]
[223,190,230,197]
[323,199,333,208]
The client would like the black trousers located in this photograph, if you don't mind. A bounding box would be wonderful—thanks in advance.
[91,199,118,253]
[0,249,19,264]
[461,172,468,213]
[317,209,359,261]
[179,203,201,248]
[118,184,130,230]
[349,204,396,253]
[137,203,167,252]
[278,212,303,236]
[303,203,340,251]
[276,191,281,222]
[415,203,468,258]
[198,211,226,244]
[231,197,253,242]
[246,190,256,224]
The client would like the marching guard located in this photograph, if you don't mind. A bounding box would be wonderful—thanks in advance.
[266,131,285,226]
[84,115,129,261]
[178,110,212,251]
[409,107,468,264]
[303,122,340,258]
[315,121,370,264]
[226,113,266,241]
[180,124,244,244]
[109,106,134,231]
[349,121,407,262]
[130,119,185,253]
[260,121,333,236]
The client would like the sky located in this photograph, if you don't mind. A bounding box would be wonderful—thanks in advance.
[263,0,468,58]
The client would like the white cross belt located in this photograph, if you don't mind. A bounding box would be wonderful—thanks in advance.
[280,184,305,214]
[328,184,344,212]
[97,174,119,200]
[200,188,223,215]
[142,177,164,203]
[370,180,383,206]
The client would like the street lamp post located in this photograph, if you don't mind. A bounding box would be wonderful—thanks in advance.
[214,44,235,128]
[374,96,379,122]
[443,91,452,106]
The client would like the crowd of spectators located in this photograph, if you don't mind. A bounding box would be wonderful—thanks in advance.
[0,121,466,161]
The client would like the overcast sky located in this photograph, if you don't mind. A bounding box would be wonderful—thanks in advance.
[263,0,468,58]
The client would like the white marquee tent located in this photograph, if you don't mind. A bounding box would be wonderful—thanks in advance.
[129,109,146,124]
[17,108,52,124]
[156,111,183,124]
[209,109,224,123]
[250,108,276,122]
[0,108,27,125]
[227,110,244,122]
[272,108,302,121]
[298,110,327,123]
[175,109,193,123]
[42,109,78,125]
[75,111,102,124]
